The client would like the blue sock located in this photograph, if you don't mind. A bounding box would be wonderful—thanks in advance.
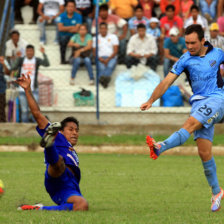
[44,144,59,165]
[159,128,190,154]
[202,157,220,195]
[41,203,73,211]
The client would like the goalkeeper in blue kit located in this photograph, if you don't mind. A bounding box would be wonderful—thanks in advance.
[17,74,88,211]
[141,24,224,212]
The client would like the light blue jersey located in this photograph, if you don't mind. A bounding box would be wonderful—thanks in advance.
[171,41,224,104]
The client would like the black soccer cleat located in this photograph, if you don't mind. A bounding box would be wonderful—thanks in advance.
[40,122,61,148]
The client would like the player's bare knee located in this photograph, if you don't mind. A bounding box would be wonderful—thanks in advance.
[183,117,202,133]
[198,149,212,162]
[72,200,89,211]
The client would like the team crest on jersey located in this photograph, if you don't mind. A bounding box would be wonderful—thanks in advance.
[209,60,216,67]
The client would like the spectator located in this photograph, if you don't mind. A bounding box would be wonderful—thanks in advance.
[140,0,159,19]
[217,0,224,36]
[217,0,224,17]
[160,0,181,17]
[160,5,183,38]
[109,0,138,20]
[128,5,150,36]
[93,23,119,88]
[11,45,50,123]
[92,4,128,64]
[5,29,28,66]
[199,0,218,22]
[126,23,158,71]
[74,0,94,33]
[147,17,161,39]
[180,0,194,21]
[57,0,82,64]
[205,23,224,49]
[184,5,208,31]
[163,27,187,77]
[0,57,10,122]
[37,0,64,45]
[14,0,39,24]
[67,24,94,85]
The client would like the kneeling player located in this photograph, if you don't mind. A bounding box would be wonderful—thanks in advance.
[17,74,88,211]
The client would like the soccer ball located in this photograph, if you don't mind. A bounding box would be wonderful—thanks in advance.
[0,179,4,196]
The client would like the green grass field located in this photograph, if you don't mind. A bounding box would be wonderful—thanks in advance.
[1,152,224,223]
[1,134,224,146]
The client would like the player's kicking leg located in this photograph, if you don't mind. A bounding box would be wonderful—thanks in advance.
[146,117,200,159]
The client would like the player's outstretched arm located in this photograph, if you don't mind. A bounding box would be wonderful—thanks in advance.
[16,74,48,129]
[140,72,178,111]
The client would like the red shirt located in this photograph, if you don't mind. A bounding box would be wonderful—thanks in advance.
[140,0,154,19]
[160,15,183,37]
[160,0,181,16]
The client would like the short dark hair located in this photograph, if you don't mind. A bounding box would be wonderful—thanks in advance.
[137,23,146,30]
[99,22,108,28]
[185,24,204,41]
[60,116,79,131]
[10,29,20,37]
[135,4,143,11]
[99,4,109,11]
[26,44,34,50]
[165,4,175,12]
[65,0,75,6]
[190,4,199,12]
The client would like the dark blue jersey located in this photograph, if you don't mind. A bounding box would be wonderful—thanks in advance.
[36,123,81,183]
[171,41,224,104]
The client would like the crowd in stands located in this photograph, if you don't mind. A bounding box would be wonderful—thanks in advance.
[1,0,224,122]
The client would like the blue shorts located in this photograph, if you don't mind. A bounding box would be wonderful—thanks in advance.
[191,97,224,142]
[45,167,82,205]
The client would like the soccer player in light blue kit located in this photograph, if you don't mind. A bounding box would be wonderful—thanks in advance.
[140,24,224,212]
[16,74,88,211]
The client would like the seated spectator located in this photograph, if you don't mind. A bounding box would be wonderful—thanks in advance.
[180,0,194,21]
[128,5,150,36]
[140,0,159,19]
[92,4,128,64]
[205,23,224,50]
[126,23,158,71]
[199,0,218,22]
[160,5,183,38]
[57,0,82,64]
[163,27,187,77]
[11,45,50,123]
[5,29,28,66]
[160,0,181,17]
[184,5,208,31]
[75,0,94,33]
[14,0,39,24]
[67,24,94,85]
[37,0,64,45]
[109,0,138,20]
[0,57,10,123]
[147,17,161,39]
[93,23,119,88]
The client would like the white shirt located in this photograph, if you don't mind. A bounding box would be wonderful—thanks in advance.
[5,38,27,58]
[205,34,224,50]
[127,33,158,55]
[184,15,208,30]
[75,0,91,8]
[40,0,64,17]
[93,34,119,57]
[20,57,36,92]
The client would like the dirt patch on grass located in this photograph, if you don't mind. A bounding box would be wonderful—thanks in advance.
[1,145,224,156]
